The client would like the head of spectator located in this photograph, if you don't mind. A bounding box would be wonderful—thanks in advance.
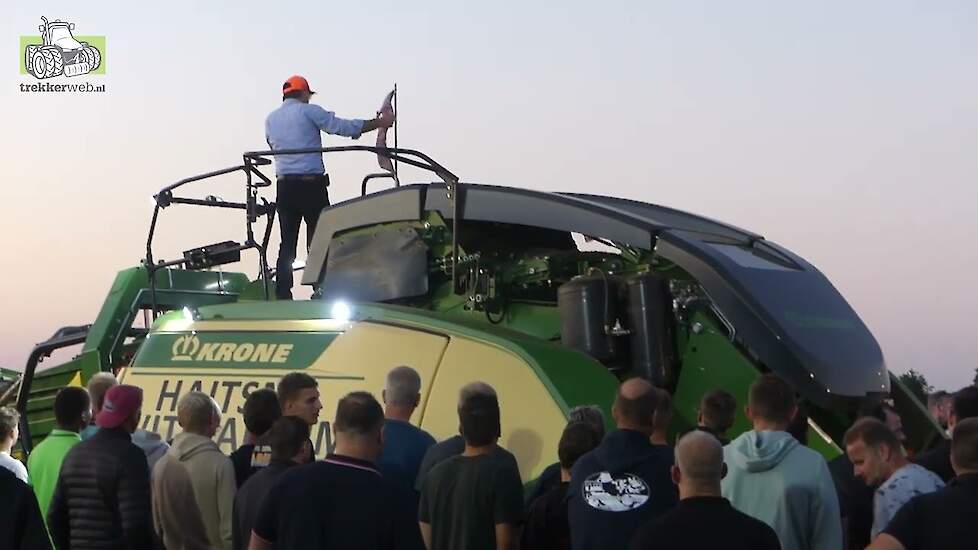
[844,417,907,486]
[787,406,809,446]
[928,391,953,429]
[671,430,725,499]
[0,407,20,453]
[949,386,978,432]
[697,389,737,441]
[54,387,91,433]
[382,365,422,422]
[745,374,796,432]
[950,417,978,477]
[177,391,221,438]
[242,389,281,442]
[278,372,322,426]
[458,384,502,451]
[265,416,312,465]
[94,385,143,434]
[857,401,906,443]
[612,377,659,437]
[87,372,118,419]
[568,404,606,440]
[651,387,673,446]
[558,421,601,481]
[333,391,385,462]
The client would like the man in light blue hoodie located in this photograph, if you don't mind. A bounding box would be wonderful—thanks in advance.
[722,374,841,550]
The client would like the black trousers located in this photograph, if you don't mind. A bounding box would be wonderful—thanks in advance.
[275,175,329,299]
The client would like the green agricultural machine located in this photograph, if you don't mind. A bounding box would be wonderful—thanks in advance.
[8,146,941,479]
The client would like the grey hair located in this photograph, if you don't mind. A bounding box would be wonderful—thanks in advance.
[458,381,497,409]
[385,365,422,407]
[177,391,220,434]
[569,405,606,439]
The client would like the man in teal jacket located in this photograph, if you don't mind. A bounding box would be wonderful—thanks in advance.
[28,387,90,523]
[721,374,842,550]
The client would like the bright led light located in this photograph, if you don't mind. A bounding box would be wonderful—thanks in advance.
[182,307,195,321]
[292,259,305,270]
[330,301,352,321]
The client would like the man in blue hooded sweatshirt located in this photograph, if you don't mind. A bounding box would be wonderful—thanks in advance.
[568,378,678,549]
[722,374,841,550]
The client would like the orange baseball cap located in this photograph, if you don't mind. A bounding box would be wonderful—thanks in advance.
[282,75,315,95]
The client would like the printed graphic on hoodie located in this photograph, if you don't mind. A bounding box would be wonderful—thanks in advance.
[582,471,650,511]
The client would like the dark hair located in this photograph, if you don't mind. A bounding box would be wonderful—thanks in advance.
[0,407,19,441]
[265,416,311,462]
[928,391,951,408]
[952,386,978,421]
[459,393,501,447]
[844,417,900,452]
[334,391,384,436]
[748,374,795,424]
[54,387,91,428]
[243,389,281,436]
[283,90,304,101]
[614,379,659,427]
[700,390,737,432]
[558,422,600,469]
[857,401,896,423]
[653,387,673,431]
[951,417,978,471]
[787,406,809,446]
[278,373,318,406]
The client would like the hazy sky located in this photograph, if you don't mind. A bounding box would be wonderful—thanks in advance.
[2,1,975,390]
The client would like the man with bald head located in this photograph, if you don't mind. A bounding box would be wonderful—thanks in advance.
[378,366,436,494]
[630,431,780,549]
[568,378,678,550]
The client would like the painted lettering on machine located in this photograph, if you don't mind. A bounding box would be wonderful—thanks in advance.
[134,331,338,369]
[135,376,335,457]
[128,331,342,457]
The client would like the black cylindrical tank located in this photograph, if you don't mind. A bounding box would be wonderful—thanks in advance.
[627,274,677,386]
[558,276,618,362]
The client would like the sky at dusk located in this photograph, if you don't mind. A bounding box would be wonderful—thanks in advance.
[2,1,976,390]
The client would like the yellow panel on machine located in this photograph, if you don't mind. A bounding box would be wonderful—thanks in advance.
[122,317,573,482]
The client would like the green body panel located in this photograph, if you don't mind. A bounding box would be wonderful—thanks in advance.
[20,265,254,448]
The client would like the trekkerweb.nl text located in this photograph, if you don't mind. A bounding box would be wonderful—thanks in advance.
[19,82,106,93]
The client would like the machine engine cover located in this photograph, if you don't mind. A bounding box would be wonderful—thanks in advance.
[321,228,429,302]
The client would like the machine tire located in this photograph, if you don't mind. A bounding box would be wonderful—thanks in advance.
[25,45,38,74]
[41,47,63,78]
[83,45,101,71]
[29,50,48,79]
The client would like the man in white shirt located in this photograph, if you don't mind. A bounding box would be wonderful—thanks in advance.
[0,406,28,483]
[845,417,944,540]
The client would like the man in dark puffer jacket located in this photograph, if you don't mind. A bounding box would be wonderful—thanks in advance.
[49,384,155,549]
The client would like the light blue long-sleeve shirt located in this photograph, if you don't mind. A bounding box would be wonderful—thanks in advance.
[264,98,365,176]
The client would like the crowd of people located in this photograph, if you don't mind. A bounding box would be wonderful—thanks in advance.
[1,368,977,550]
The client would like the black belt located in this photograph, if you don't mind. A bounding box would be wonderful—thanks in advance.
[277,174,330,186]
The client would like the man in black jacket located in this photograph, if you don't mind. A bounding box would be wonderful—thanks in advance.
[48,384,155,549]
[568,378,679,550]
[0,467,51,550]
[914,386,978,482]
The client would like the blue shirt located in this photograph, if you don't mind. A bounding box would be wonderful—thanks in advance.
[264,98,365,176]
[378,419,436,495]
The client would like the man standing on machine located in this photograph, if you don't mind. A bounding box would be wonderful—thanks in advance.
[265,75,394,300]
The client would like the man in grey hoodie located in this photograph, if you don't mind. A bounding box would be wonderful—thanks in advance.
[721,374,841,550]
[153,391,236,550]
